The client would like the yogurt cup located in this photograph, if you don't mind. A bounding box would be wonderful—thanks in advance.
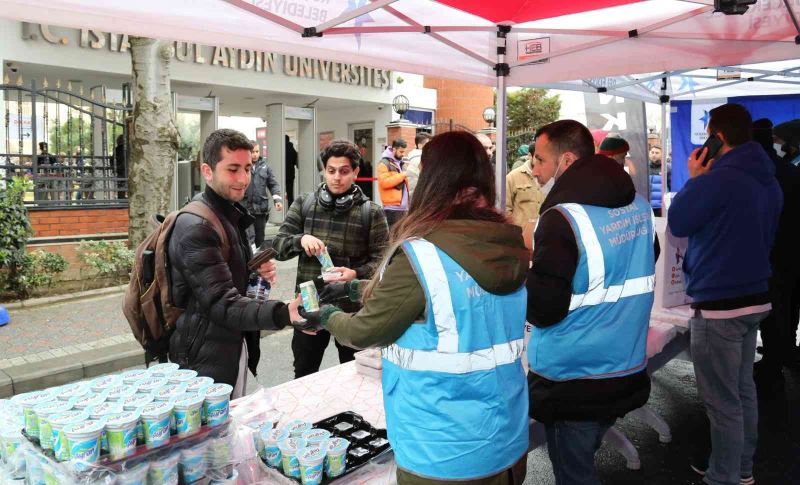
[106,385,139,402]
[149,452,180,485]
[167,369,198,385]
[72,391,108,411]
[285,419,313,438]
[140,401,174,449]
[325,437,350,478]
[105,410,141,460]
[136,377,168,394]
[302,428,332,448]
[298,445,326,485]
[121,369,150,385]
[173,394,204,438]
[154,383,188,402]
[185,376,214,394]
[262,427,290,467]
[90,374,121,393]
[55,382,91,402]
[279,437,306,478]
[24,450,45,484]
[180,442,208,484]
[147,363,180,378]
[114,461,149,485]
[89,401,123,452]
[63,419,104,471]
[209,469,238,485]
[122,393,154,444]
[49,410,89,462]
[16,391,55,438]
[32,400,73,450]
[249,421,271,459]
[0,426,25,479]
[203,384,232,427]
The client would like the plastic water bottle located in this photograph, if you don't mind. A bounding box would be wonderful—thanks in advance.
[246,273,271,301]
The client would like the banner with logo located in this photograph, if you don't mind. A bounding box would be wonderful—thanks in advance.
[670,94,800,191]
[583,92,649,198]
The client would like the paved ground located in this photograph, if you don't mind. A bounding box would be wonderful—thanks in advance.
[0,257,300,369]
[3,255,800,484]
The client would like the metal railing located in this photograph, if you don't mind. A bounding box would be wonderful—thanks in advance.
[1,79,132,208]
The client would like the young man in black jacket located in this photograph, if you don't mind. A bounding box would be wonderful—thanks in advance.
[527,120,659,485]
[168,129,299,397]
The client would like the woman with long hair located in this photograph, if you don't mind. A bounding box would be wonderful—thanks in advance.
[292,131,531,485]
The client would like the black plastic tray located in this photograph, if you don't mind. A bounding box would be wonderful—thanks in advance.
[264,410,392,483]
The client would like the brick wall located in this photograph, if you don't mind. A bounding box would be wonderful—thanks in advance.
[424,77,494,132]
[29,208,129,238]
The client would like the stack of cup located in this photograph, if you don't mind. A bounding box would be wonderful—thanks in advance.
[63,419,105,472]
[49,410,89,462]
[203,384,233,427]
[32,400,72,451]
[149,452,180,485]
[262,427,289,468]
[179,441,208,484]
[105,410,141,460]
[173,394,204,438]
[298,445,326,485]
[325,437,350,479]
[279,437,306,479]
[140,401,174,449]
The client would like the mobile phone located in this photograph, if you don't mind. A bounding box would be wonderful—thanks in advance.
[699,135,723,166]
[247,247,278,271]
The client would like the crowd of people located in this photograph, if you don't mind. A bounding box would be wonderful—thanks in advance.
[158,101,799,485]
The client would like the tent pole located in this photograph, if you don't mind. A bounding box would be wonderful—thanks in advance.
[495,26,510,210]
[660,95,668,216]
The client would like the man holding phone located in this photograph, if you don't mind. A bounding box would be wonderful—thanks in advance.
[669,104,782,485]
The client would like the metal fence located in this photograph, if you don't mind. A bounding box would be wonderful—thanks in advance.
[1,79,132,208]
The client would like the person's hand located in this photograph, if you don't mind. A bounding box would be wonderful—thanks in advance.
[319,282,349,303]
[257,259,277,284]
[288,296,318,335]
[275,202,283,211]
[688,147,714,178]
[300,235,326,257]
[326,267,357,282]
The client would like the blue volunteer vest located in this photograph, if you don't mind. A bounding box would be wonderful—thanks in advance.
[381,239,529,480]
[529,195,655,381]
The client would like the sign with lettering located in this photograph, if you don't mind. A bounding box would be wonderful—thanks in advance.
[22,23,392,89]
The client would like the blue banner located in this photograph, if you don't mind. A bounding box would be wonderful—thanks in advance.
[670,94,800,191]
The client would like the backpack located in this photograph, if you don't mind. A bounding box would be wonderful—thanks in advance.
[123,200,230,363]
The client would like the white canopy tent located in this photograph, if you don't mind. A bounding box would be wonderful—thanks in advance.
[3,0,799,204]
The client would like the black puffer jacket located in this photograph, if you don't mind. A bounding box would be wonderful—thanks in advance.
[168,186,289,387]
[526,154,658,423]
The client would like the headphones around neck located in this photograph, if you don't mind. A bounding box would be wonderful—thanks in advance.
[318,184,358,214]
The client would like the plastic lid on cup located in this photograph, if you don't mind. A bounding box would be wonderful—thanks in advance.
[105,410,141,430]
[173,394,204,410]
[141,400,174,419]
[298,445,326,464]
[203,383,233,400]
[327,437,350,454]
[278,437,306,454]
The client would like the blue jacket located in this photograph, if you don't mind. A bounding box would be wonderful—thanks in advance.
[669,141,782,303]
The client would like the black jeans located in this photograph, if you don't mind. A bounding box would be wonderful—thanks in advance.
[384,209,406,228]
[759,270,800,373]
[252,213,267,249]
[291,328,357,378]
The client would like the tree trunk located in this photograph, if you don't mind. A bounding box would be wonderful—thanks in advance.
[128,37,178,247]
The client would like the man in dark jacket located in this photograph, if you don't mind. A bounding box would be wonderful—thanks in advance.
[168,129,296,395]
[753,119,800,390]
[669,104,782,485]
[527,120,658,485]
[274,139,389,378]
[244,142,283,249]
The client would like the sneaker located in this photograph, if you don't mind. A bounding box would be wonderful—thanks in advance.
[690,461,755,485]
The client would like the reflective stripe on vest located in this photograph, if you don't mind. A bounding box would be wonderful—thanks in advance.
[529,195,655,382]
[560,203,655,311]
[381,238,529,480]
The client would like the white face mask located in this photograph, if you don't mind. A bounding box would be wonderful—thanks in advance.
[774,143,786,158]
[540,177,555,196]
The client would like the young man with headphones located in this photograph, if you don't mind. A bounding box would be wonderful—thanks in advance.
[274,139,389,378]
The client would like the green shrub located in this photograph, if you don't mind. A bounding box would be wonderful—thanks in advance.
[77,240,134,278]
[0,177,33,268]
[4,250,69,299]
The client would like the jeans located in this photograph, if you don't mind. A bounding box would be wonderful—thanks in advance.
[545,420,613,485]
[252,213,267,249]
[690,310,768,485]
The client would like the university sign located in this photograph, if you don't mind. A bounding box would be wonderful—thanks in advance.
[22,23,392,90]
